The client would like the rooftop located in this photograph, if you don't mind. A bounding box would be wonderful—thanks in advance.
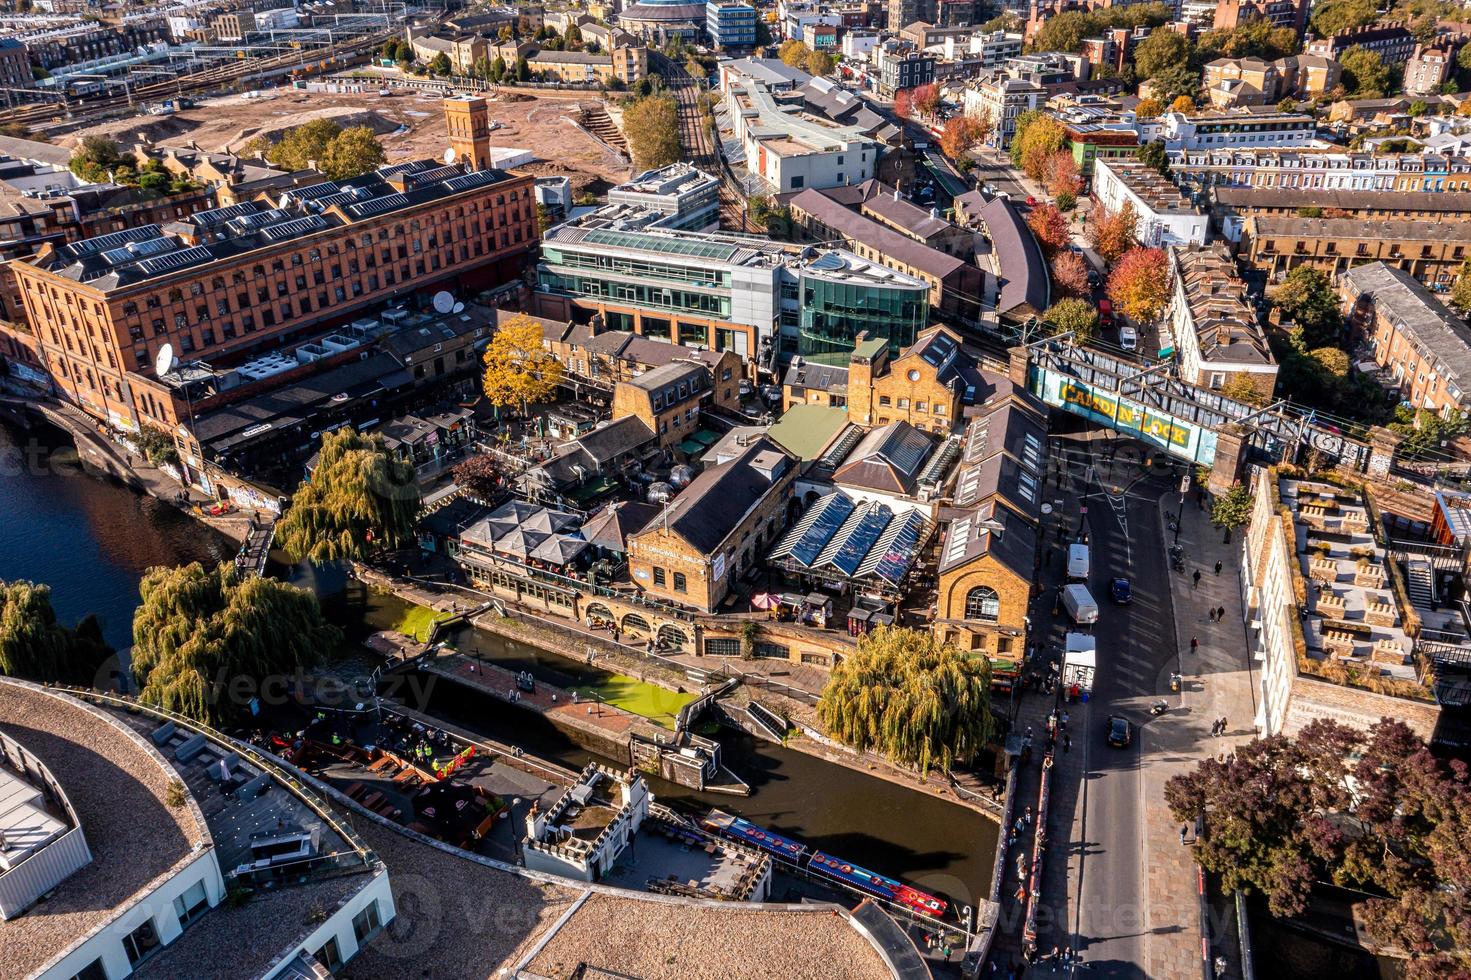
[634,437,793,554]
[765,403,852,460]
[1213,186,1471,213]
[1098,159,1201,216]
[0,679,210,979]
[786,188,969,280]
[1170,243,1273,366]
[832,421,935,497]
[1247,215,1471,242]
[1340,262,1471,391]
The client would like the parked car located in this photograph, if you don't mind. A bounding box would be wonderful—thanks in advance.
[1086,268,1101,288]
[1098,298,1114,326]
[1119,324,1138,351]
[1110,577,1132,604]
[1107,715,1132,748]
[1025,195,1037,206]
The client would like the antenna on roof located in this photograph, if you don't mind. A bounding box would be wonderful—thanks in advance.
[155,342,177,377]
[432,290,455,314]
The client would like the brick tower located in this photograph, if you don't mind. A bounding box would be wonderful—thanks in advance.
[443,95,493,171]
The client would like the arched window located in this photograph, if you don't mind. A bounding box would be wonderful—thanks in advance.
[964,587,1000,623]
[622,613,651,634]
[658,624,688,650]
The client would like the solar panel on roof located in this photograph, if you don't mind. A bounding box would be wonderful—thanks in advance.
[135,244,214,275]
[258,215,330,242]
[64,225,162,259]
[190,201,263,228]
[225,208,291,233]
[440,169,504,194]
[580,229,740,263]
[284,181,346,204]
[100,236,178,266]
[824,503,892,577]
[345,193,409,219]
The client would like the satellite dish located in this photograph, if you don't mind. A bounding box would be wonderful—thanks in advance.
[432,291,454,314]
[1040,503,1054,515]
[443,147,457,166]
[452,302,465,313]
[155,342,177,377]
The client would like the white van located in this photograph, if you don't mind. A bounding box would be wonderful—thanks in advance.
[1067,543,1089,582]
[1062,584,1099,624]
[1119,324,1138,351]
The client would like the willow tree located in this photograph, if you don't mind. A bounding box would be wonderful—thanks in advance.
[817,626,993,775]
[481,313,563,415]
[0,579,113,685]
[276,428,421,564]
[131,562,340,725]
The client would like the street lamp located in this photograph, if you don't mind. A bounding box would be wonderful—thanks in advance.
[1173,470,1189,547]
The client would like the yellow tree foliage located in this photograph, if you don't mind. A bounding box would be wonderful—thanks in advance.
[1016,116,1067,180]
[816,626,993,775]
[622,95,682,171]
[1086,200,1140,263]
[482,313,564,412]
[1170,95,1196,114]
[276,428,421,563]
[1106,246,1171,321]
[1136,97,1165,119]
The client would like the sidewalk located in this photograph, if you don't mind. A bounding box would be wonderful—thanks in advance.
[1146,492,1260,979]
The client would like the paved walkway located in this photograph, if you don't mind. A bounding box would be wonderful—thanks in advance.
[1145,490,1260,979]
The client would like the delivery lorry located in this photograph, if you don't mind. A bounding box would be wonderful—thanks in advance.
[1062,583,1099,625]
[1067,543,1089,582]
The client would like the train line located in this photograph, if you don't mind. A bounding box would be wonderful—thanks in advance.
[652,52,748,231]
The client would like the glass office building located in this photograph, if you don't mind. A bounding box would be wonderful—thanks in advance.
[791,260,930,366]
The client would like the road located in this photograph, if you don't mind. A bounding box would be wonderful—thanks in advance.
[1040,432,1185,977]
[968,148,1028,201]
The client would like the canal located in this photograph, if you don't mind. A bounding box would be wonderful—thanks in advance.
[0,417,999,911]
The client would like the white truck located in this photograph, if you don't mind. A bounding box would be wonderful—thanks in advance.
[1062,583,1099,625]
[1067,543,1089,582]
[1062,632,1096,694]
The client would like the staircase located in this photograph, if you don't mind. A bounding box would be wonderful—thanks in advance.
[578,102,627,153]
[1405,558,1436,608]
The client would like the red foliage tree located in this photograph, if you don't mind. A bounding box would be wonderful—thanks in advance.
[911,83,941,119]
[1086,201,1140,264]
[453,454,505,501]
[1050,250,1089,298]
[1042,150,1080,198]
[893,88,914,120]
[1025,202,1070,259]
[938,115,989,162]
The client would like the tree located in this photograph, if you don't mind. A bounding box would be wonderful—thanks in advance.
[622,94,682,170]
[473,56,492,81]
[1209,481,1254,533]
[130,563,340,726]
[1219,374,1270,407]
[1031,10,1093,53]
[1310,0,1379,38]
[939,114,989,162]
[1198,17,1297,61]
[428,51,451,76]
[453,454,506,501]
[982,11,1022,31]
[1390,405,1471,459]
[1137,139,1169,175]
[1408,98,1429,117]
[806,49,835,76]
[1026,202,1070,258]
[1041,149,1079,197]
[1051,251,1090,298]
[481,313,564,415]
[69,136,127,182]
[1149,64,1203,102]
[1134,28,1191,83]
[1107,247,1170,321]
[1086,201,1139,263]
[778,39,808,68]
[816,626,993,775]
[1340,46,1391,97]
[276,428,421,564]
[1045,297,1099,338]
[565,22,583,47]
[515,55,530,82]
[264,118,343,172]
[490,54,507,83]
[0,580,113,685]
[911,83,942,119]
[1016,116,1067,180]
[1268,266,1341,347]
[1170,95,1195,114]
[321,127,385,180]
[1450,259,1471,313]
[1135,97,1165,119]
[685,57,707,80]
[893,88,914,119]
[1008,109,1044,167]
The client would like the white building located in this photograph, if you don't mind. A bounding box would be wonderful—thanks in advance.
[1165,243,1277,396]
[843,29,882,60]
[724,79,880,192]
[0,678,394,980]
[1160,108,1317,151]
[952,30,1023,68]
[1093,158,1208,247]
[523,764,650,881]
[606,162,721,231]
[964,75,1044,149]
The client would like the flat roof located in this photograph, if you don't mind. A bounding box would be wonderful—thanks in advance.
[766,403,851,460]
[0,680,210,979]
[1248,215,1471,242]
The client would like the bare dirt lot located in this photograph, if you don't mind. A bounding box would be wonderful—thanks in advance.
[65,88,631,195]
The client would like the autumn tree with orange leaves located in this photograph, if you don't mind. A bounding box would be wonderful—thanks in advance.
[1041,150,1080,199]
[1087,201,1140,264]
[1026,203,1070,259]
[911,83,942,119]
[1107,247,1171,322]
[1050,250,1089,298]
[893,88,914,119]
[938,114,989,164]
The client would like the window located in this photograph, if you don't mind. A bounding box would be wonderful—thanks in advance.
[652,567,666,587]
[174,878,209,928]
[353,901,382,943]
[123,919,161,965]
[964,587,1000,622]
[878,395,891,406]
[68,961,107,980]
[705,637,741,656]
[1209,371,1227,389]
[673,572,686,592]
[313,937,344,972]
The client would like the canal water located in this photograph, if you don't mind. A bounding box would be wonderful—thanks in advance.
[0,417,999,909]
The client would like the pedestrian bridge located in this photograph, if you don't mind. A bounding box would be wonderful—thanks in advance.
[1021,340,1374,472]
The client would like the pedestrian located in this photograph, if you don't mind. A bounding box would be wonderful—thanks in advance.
[1215,559,1223,575]
[1063,733,1071,752]
[1217,605,1226,622]
[1190,635,1199,652]
[1180,825,1188,845]
[1064,946,1074,966]
[1192,569,1202,589]
[1061,710,1069,729]
[1219,716,1227,734]
[1208,608,1217,623]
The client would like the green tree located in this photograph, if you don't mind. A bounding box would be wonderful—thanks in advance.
[69,135,127,182]
[1030,10,1092,52]
[1408,98,1429,116]
[982,11,1023,31]
[565,22,583,47]
[622,93,682,170]
[264,118,343,172]
[429,52,452,76]
[1340,45,1391,97]
[481,312,565,414]
[1449,259,1471,313]
[276,428,421,564]
[1219,374,1271,407]
[1210,481,1254,535]
[1268,266,1341,347]
[321,126,385,180]
[817,626,993,775]
[515,55,530,82]
[473,56,492,82]
[1310,0,1379,38]
[0,580,113,685]
[1390,405,1470,458]
[1134,27,1191,83]
[1137,139,1168,175]
[490,55,507,83]
[1045,297,1100,338]
[130,563,340,726]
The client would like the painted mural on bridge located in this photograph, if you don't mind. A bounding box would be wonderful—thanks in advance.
[1034,370,1220,465]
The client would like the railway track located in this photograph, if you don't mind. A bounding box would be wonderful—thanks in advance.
[0,31,392,129]
[651,52,748,231]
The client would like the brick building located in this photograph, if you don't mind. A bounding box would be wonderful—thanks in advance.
[1210,187,1471,242]
[609,359,741,450]
[1238,215,1471,287]
[1305,23,1416,65]
[11,101,537,433]
[1166,243,1277,399]
[0,38,32,91]
[626,437,797,612]
[844,325,980,435]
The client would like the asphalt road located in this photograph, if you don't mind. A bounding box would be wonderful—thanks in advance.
[1047,434,1184,977]
[967,149,1028,201]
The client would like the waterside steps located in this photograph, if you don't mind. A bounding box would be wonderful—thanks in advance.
[234,517,276,577]
[746,701,790,743]
[674,677,738,732]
